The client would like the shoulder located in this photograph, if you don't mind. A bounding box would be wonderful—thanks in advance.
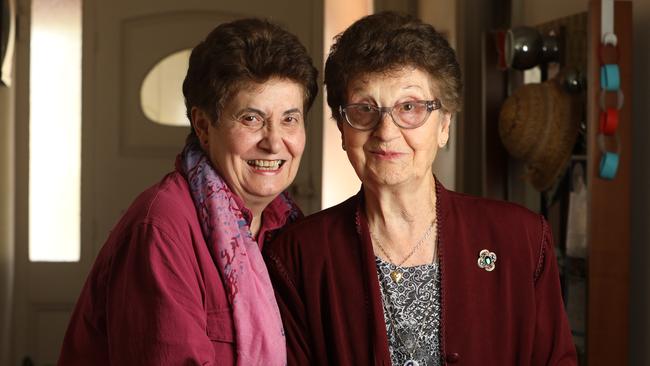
[276,195,357,244]
[79,171,211,313]
[113,171,197,235]
[441,189,548,278]
[445,190,544,235]
[263,195,359,269]
[446,190,538,218]
[130,171,195,225]
[97,171,201,262]
[287,195,357,234]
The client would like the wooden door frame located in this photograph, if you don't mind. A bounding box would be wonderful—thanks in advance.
[455,0,511,197]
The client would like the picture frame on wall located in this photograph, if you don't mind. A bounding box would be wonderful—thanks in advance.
[0,0,16,87]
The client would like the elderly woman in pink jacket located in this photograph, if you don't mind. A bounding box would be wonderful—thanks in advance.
[59,18,317,365]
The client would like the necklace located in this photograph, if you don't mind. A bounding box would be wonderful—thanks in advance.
[371,218,436,283]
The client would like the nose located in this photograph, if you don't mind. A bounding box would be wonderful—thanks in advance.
[258,124,283,153]
[372,110,400,141]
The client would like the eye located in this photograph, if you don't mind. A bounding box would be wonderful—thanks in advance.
[239,114,263,127]
[359,105,375,113]
[344,103,377,113]
[399,102,416,112]
[281,113,303,126]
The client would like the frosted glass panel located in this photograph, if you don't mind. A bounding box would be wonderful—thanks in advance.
[29,0,81,262]
[140,49,191,127]
[321,0,372,209]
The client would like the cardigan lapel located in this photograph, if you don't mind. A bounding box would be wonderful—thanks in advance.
[435,179,451,364]
[354,191,392,365]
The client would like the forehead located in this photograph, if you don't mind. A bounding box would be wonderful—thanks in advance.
[346,67,436,97]
[227,78,305,108]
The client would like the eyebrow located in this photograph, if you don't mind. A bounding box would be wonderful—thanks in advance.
[283,108,303,115]
[237,107,302,117]
[402,84,425,91]
[237,107,267,118]
[349,86,367,94]
[347,84,427,99]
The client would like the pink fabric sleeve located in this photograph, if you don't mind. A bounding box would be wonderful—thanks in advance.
[105,222,227,365]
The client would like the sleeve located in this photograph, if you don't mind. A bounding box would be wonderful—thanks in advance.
[532,218,579,366]
[263,240,314,366]
[105,222,218,365]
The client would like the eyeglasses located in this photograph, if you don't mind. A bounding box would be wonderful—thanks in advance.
[339,99,442,131]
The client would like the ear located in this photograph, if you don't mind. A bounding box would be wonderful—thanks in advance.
[191,107,213,150]
[438,112,452,148]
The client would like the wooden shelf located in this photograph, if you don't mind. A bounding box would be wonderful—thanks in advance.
[480,1,632,364]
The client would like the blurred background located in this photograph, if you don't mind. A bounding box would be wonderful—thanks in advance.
[0,0,648,364]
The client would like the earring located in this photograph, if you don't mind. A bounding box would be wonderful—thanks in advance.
[342,142,346,151]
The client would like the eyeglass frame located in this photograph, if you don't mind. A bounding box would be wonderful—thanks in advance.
[338,99,442,131]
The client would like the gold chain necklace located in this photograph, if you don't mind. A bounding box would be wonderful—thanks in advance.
[371,218,436,284]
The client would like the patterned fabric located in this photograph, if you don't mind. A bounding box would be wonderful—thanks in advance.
[376,256,442,366]
[179,139,300,366]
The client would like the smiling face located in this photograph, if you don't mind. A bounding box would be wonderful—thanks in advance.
[339,67,451,190]
[193,78,306,209]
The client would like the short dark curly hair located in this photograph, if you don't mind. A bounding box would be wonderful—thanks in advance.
[324,11,462,120]
[183,18,319,128]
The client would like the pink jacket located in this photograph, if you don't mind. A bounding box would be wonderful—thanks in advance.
[58,170,295,365]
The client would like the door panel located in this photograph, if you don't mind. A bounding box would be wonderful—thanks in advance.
[120,11,237,154]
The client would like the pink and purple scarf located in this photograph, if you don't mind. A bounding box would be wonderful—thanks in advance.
[179,139,299,365]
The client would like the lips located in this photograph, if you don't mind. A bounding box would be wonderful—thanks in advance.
[246,159,285,170]
[369,149,404,158]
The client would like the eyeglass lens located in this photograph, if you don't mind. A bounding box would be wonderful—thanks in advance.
[344,101,433,130]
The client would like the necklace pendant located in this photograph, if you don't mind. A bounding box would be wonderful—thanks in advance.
[404,360,420,366]
[390,270,403,283]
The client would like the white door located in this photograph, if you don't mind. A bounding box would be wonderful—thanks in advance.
[12,0,323,364]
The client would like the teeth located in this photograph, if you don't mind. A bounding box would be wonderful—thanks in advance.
[247,159,284,170]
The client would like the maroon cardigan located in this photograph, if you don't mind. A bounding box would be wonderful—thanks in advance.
[264,183,577,365]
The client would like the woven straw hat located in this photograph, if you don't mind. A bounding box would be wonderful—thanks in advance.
[499,79,580,191]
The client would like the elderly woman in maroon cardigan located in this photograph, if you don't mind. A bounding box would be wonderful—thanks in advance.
[263,12,577,366]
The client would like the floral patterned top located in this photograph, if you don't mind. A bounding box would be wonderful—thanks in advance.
[376,256,442,366]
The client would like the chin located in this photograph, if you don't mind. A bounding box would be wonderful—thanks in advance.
[248,184,289,200]
[368,170,408,186]
[366,177,404,188]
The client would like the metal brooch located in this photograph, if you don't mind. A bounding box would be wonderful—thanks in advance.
[477,249,497,271]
